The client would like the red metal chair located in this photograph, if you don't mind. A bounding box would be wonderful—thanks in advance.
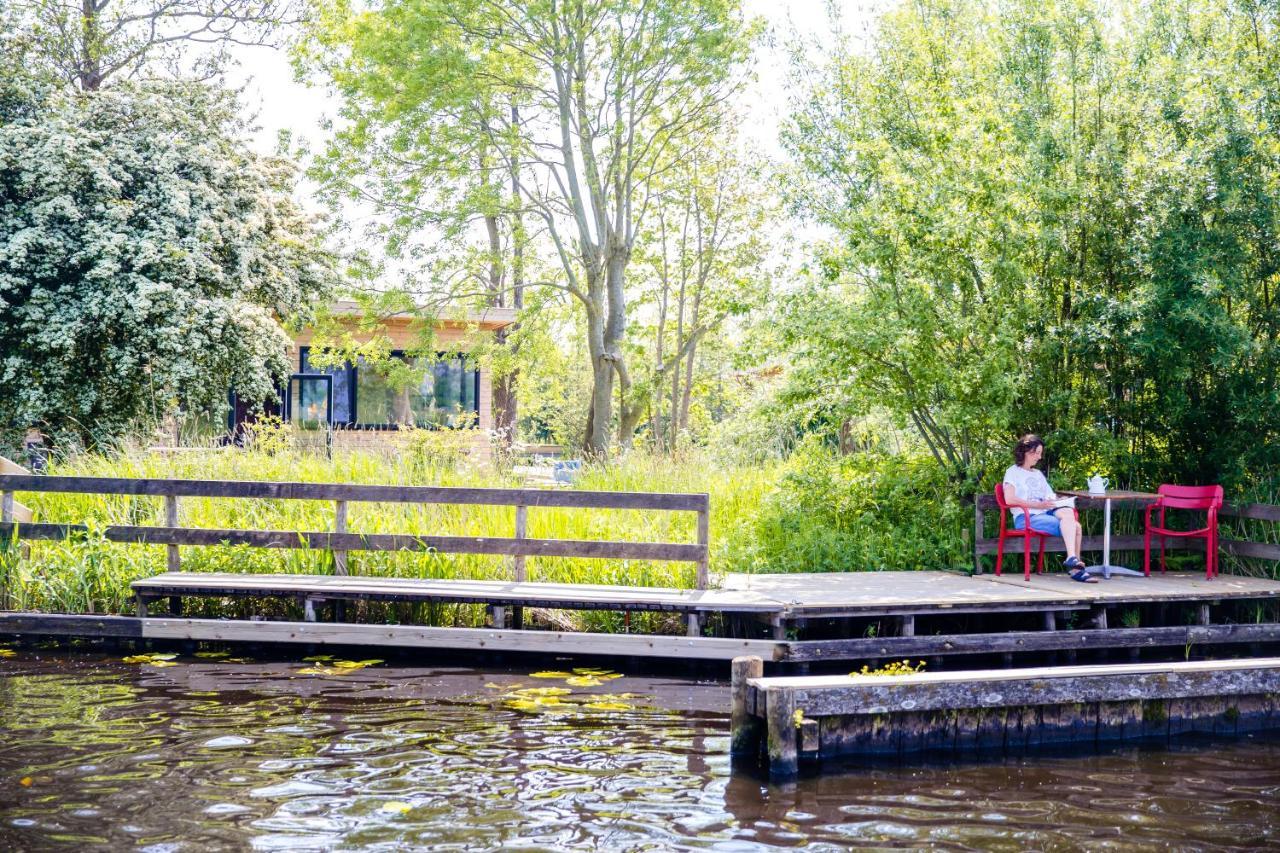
[1143,484,1223,579]
[994,483,1077,581]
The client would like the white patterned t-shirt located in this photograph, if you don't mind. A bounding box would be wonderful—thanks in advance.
[1002,465,1056,521]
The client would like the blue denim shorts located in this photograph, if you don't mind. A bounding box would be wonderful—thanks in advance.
[1014,511,1062,537]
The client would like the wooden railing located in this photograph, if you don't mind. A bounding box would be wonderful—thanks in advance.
[973,493,1280,574]
[0,475,711,589]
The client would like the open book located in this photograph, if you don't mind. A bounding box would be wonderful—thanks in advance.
[1051,496,1076,509]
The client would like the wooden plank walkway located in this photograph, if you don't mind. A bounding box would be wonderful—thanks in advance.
[132,572,784,615]
[134,570,1280,626]
[723,570,1280,614]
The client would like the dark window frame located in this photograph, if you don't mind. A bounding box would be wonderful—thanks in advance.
[298,346,480,430]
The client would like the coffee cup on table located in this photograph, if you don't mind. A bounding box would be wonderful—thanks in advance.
[1086,474,1109,495]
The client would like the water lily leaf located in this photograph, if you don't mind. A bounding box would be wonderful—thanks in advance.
[148,653,178,661]
[194,651,230,659]
[332,659,382,669]
[529,670,572,678]
[509,686,570,697]
[0,649,16,658]
[295,666,332,675]
[565,676,604,687]
[302,655,335,662]
[150,660,178,668]
[380,801,412,814]
[584,701,631,711]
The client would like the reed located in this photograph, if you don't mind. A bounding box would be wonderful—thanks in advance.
[0,446,778,631]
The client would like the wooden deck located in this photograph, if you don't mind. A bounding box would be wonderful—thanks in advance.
[725,569,1280,612]
[135,569,1280,618]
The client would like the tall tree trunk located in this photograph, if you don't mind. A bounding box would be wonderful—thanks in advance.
[492,104,525,450]
[80,0,103,91]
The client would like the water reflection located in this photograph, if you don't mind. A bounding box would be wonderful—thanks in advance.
[2,650,1278,850]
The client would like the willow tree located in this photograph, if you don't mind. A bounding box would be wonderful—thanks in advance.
[303,0,756,454]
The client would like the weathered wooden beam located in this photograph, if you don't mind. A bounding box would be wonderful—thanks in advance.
[0,474,710,512]
[780,622,1280,662]
[0,611,144,638]
[0,522,706,563]
[164,495,180,572]
[0,611,786,660]
[765,687,798,780]
[333,500,348,576]
[730,655,765,757]
[695,507,710,591]
[754,658,1280,717]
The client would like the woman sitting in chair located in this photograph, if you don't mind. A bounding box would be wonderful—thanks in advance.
[1003,434,1095,583]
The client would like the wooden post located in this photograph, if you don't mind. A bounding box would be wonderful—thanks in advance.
[1198,604,1211,626]
[513,504,527,630]
[513,504,528,581]
[696,501,710,590]
[164,495,180,572]
[334,500,348,576]
[900,615,915,637]
[973,497,985,575]
[765,686,798,781]
[730,655,764,758]
[686,613,702,637]
[1,491,12,523]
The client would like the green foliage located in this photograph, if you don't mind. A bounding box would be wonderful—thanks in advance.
[3,447,779,630]
[781,0,1280,491]
[0,79,335,450]
[736,439,969,574]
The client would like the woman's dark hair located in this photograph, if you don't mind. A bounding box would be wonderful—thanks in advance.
[1014,434,1044,466]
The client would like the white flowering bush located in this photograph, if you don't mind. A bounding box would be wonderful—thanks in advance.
[0,78,335,448]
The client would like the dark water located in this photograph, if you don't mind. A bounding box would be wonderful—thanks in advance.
[2,649,1279,851]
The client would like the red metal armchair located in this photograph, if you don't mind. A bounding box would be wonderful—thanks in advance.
[1143,484,1223,579]
[994,483,1077,581]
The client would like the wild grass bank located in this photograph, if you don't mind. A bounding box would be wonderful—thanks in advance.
[0,442,979,630]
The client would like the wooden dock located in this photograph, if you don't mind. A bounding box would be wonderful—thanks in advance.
[3,474,1279,664]
[732,656,1280,779]
[2,569,1278,665]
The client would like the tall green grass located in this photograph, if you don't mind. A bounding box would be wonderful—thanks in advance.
[0,446,780,631]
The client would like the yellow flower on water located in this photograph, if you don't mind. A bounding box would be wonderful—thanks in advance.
[530,670,573,679]
[380,801,412,814]
[510,687,570,697]
[565,675,603,687]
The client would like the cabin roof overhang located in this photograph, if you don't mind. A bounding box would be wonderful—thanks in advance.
[324,299,516,331]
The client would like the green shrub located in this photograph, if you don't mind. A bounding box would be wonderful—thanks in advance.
[737,438,968,573]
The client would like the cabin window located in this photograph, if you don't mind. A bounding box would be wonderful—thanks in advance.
[298,347,480,428]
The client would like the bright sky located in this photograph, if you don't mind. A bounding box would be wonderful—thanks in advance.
[228,1,879,165]
[220,0,886,273]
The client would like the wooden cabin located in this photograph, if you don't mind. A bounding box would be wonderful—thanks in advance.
[229,301,516,451]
